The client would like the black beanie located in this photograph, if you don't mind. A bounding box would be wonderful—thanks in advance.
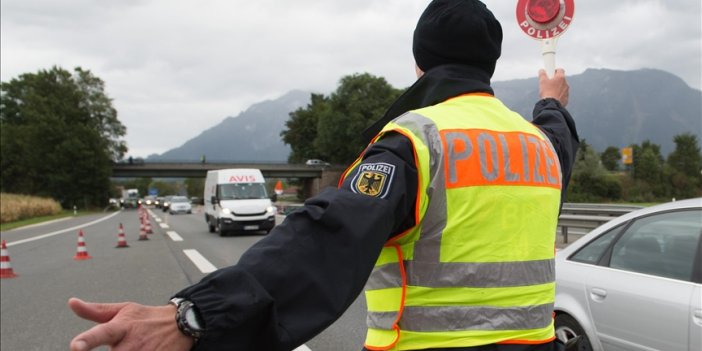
[413,0,503,77]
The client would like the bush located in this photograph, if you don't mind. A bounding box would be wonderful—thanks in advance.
[567,172,622,202]
[0,193,62,223]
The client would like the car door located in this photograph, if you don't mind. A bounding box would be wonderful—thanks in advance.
[691,285,702,351]
[585,209,701,351]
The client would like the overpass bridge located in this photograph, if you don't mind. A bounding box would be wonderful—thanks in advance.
[111,162,344,197]
[111,162,330,179]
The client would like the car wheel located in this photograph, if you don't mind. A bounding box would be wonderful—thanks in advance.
[555,314,593,351]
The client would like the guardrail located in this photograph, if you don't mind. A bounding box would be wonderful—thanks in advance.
[557,203,644,244]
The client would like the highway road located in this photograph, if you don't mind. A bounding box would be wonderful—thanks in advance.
[0,207,366,350]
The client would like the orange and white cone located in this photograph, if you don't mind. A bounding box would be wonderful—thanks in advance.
[0,240,17,278]
[116,223,129,248]
[73,230,92,260]
[144,215,153,234]
[138,218,149,241]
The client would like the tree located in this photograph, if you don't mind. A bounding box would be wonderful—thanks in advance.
[626,140,666,198]
[631,140,663,180]
[568,140,621,201]
[0,66,127,208]
[185,178,205,198]
[281,94,330,163]
[315,73,403,164]
[666,133,702,199]
[600,146,621,171]
[667,133,702,178]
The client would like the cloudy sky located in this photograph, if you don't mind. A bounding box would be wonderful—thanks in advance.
[2,0,700,158]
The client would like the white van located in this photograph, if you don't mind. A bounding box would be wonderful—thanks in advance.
[204,169,277,236]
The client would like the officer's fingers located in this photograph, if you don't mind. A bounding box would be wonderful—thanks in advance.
[70,322,127,351]
[538,69,547,80]
[68,298,131,323]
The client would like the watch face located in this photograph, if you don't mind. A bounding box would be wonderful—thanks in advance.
[184,307,203,331]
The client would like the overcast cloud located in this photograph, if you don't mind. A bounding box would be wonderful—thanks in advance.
[2,0,700,158]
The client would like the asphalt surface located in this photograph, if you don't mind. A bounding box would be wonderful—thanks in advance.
[1,207,579,350]
[0,207,366,350]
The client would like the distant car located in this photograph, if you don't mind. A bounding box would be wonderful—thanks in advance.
[554,198,702,351]
[143,196,157,206]
[305,159,330,167]
[161,196,174,212]
[168,196,192,215]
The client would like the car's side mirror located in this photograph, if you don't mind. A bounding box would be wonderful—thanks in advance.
[211,196,218,205]
[270,193,278,203]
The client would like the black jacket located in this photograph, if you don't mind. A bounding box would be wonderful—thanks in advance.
[176,66,580,351]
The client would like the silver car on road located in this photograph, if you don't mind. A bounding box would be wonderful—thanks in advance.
[555,198,702,351]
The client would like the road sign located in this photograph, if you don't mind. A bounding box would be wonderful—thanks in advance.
[621,147,633,165]
[516,0,575,77]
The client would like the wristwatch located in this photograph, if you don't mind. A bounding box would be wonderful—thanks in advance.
[169,297,206,341]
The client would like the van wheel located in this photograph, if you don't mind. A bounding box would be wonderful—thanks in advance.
[207,216,215,233]
[216,219,226,237]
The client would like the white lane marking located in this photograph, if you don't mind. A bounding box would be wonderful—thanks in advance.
[8,217,71,230]
[294,345,312,351]
[166,231,183,242]
[6,211,121,247]
[183,249,218,273]
[159,223,169,228]
[155,217,162,223]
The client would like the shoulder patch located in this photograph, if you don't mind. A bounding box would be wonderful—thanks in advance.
[350,162,396,198]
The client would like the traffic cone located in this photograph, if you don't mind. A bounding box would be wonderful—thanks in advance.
[139,216,146,233]
[138,218,149,241]
[73,230,92,260]
[275,180,284,195]
[115,223,129,248]
[0,240,17,278]
[144,214,153,234]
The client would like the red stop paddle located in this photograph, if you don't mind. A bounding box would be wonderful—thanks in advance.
[516,0,575,77]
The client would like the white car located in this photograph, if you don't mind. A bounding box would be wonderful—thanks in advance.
[305,159,330,167]
[168,196,192,215]
[555,198,702,351]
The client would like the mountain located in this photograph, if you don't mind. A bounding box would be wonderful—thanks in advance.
[149,90,311,162]
[493,68,701,155]
[150,69,701,161]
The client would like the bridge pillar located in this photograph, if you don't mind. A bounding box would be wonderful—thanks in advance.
[303,169,344,198]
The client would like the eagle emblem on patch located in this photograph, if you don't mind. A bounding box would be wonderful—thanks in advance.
[350,162,395,198]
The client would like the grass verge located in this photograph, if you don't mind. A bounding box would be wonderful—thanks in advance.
[0,210,106,232]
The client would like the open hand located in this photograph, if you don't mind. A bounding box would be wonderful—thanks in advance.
[68,297,194,351]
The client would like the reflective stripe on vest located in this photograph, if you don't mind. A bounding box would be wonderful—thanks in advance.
[356,95,562,350]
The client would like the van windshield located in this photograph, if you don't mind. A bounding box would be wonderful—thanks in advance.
[217,183,268,200]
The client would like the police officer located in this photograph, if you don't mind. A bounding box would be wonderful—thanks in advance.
[68,1,579,350]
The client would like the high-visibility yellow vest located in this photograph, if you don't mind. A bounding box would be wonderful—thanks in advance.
[347,94,562,350]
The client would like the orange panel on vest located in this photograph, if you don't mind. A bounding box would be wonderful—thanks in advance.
[441,129,561,189]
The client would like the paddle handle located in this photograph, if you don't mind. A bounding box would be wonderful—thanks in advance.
[541,37,558,78]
